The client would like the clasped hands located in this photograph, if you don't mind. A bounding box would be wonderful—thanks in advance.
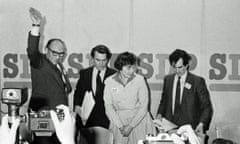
[119,125,134,137]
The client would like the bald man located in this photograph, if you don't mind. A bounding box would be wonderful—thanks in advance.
[27,8,72,144]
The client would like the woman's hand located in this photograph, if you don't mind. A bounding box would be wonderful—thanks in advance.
[122,125,134,137]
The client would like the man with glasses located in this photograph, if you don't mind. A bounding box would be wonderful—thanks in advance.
[27,8,72,144]
[156,49,213,142]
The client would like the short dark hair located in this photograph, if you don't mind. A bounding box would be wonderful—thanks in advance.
[114,51,139,71]
[169,49,191,66]
[46,38,65,49]
[90,45,112,60]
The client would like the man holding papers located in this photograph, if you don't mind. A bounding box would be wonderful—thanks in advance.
[73,45,116,144]
[156,49,213,137]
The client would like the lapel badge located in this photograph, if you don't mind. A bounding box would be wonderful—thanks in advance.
[184,82,192,89]
[111,87,118,93]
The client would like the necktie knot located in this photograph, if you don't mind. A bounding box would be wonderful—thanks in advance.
[97,70,101,81]
[177,76,181,87]
[95,70,102,96]
[178,76,181,81]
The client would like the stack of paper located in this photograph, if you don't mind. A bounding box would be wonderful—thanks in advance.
[153,118,177,132]
[80,91,95,125]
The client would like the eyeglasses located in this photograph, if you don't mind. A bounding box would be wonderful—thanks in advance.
[48,48,65,57]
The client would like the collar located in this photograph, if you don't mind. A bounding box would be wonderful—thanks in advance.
[93,67,107,78]
[175,71,188,82]
[113,72,136,86]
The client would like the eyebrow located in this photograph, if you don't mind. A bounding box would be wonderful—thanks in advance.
[95,58,107,61]
[173,64,184,69]
[176,65,183,68]
[49,48,65,54]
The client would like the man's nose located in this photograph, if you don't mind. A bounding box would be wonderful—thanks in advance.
[176,68,181,73]
[100,61,105,66]
[58,56,64,62]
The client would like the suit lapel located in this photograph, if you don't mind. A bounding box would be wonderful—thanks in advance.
[54,70,64,87]
[103,67,111,81]
[168,75,175,116]
[45,58,65,90]
[181,72,193,106]
[88,67,94,93]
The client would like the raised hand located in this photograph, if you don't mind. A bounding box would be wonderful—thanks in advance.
[50,105,75,144]
[0,115,20,144]
[29,7,42,24]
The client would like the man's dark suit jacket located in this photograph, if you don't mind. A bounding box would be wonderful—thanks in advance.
[157,72,213,131]
[74,67,116,129]
[27,33,68,111]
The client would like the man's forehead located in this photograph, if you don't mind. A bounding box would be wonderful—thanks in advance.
[94,52,107,59]
[49,40,65,51]
[173,58,184,67]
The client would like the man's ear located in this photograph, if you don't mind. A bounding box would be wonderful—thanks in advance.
[185,63,191,70]
[186,64,189,69]
[44,46,49,54]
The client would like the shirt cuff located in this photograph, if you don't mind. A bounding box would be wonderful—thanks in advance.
[30,26,40,36]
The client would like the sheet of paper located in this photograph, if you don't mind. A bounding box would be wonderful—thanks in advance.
[153,118,178,132]
[80,91,95,125]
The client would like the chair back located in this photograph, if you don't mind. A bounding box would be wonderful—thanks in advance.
[78,126,113,144]
[215,123,240,144]
[92,126,114,144]
[212,138,234,144]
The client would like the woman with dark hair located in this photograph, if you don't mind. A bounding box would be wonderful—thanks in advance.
[103,52,155,144]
